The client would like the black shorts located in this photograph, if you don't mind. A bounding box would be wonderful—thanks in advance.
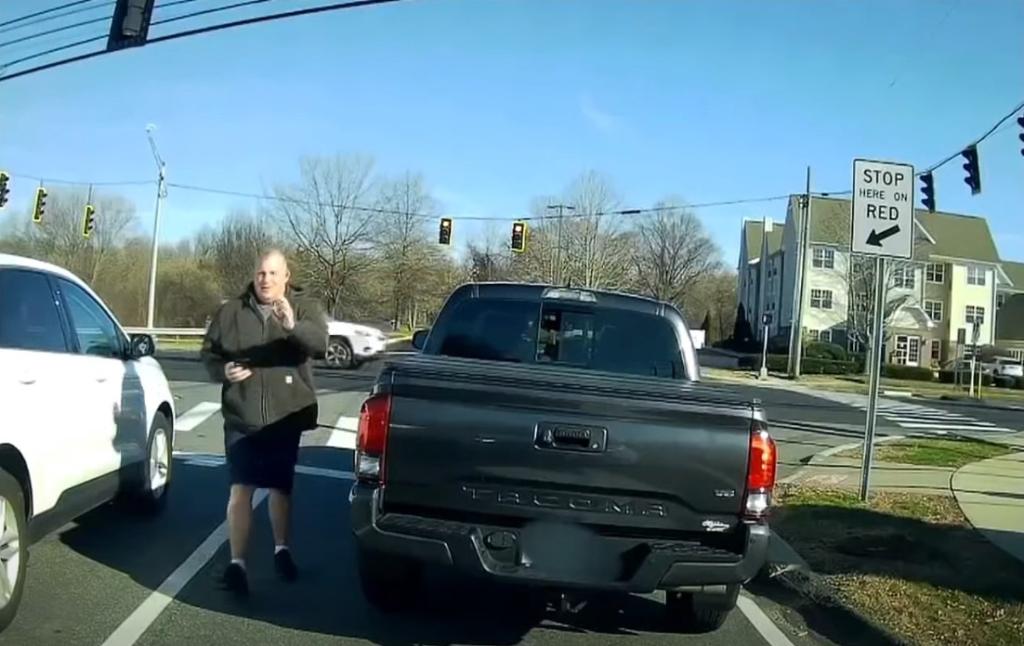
[224,406,317,494]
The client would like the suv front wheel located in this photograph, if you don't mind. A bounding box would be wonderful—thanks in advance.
[0,468,28,632]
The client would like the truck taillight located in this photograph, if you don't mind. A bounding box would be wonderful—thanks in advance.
[355,394,391,484]
[744,419,777,519]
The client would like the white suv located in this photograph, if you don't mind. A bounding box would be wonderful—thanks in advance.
[0,254,176,631]
[324,319,388,369]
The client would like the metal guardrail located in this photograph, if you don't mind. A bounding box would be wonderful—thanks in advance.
[124,327,206,336]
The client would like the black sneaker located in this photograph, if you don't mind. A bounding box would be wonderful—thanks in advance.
[219,562,249,596]
[274,549,298,582]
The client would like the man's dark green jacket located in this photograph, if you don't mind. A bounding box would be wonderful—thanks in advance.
[201,284,328,433]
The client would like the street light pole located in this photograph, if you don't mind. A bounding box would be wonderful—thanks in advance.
[145,124,167,330]
[547,203,575,285]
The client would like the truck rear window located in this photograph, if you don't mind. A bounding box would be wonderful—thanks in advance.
[430,297,686,379]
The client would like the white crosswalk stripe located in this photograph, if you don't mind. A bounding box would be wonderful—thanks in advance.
[174,402,221,432]
[806,391,1015,434]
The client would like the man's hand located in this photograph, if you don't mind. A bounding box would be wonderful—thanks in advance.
[224,361,253,383]
[272,298,296,331]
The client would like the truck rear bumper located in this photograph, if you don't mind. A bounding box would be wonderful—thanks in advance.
[350,484,769,594]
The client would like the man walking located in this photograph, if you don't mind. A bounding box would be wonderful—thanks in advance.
[201,248,327,595]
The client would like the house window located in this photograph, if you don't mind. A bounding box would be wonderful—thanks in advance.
[810,289,833,309]
[848,337,863,353]
[812,247,835,269]
[894,335,921,366]
[892,266,915,289]
[819,329,833,343]
[853,291,870,313]
[965,305,985,325]
[807,329,820,342]
[967,265,986,286]
[931,341,941,362]
[926,263,945,284]
[924,300,943,322]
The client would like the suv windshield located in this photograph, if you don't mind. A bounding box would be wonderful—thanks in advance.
[430,297,686,379]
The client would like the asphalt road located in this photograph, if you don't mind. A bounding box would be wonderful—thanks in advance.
[4,354,935,646]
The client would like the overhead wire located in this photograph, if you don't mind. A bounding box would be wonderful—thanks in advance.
[0,0,408,82]
[0,1,114,36]
[0,0,107,29]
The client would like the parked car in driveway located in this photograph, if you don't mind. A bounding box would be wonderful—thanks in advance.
[0,254,176,632]
[323,319,388,369]
[351,283,777,632]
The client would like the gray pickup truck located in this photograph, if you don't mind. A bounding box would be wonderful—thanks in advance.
[349,282,777,631]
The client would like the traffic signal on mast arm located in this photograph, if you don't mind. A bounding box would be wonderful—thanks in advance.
[438,217,452,245]
[32,187,47,223]
[0,172,9,209]
[107,0,156,51]
[82,204,96,238]
[510,221,527,253]
[919,171,936,212]
[1017,111,1024,156]
[961,144,981,195]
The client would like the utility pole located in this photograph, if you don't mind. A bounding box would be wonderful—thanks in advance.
[145,124,167,330]
[788,167,812,377]
[546,203,574,284]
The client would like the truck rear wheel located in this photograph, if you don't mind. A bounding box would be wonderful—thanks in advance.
[356,547,422,612]
[665,584,739,633]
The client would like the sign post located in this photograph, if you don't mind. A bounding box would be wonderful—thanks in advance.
[851,159,915,502]
[969,322,980,398]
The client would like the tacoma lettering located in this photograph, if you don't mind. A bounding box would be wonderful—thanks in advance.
[461,485,668,517]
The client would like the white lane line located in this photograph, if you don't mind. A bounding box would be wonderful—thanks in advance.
[101,490,269,646]
[327,414,358,449]
[737,593,796,646]
[296,465,355,480]
[174,402,221,432]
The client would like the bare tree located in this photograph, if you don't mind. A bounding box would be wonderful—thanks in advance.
[194,209,278,296]
[685,270,737,342]
[267,155,379,317]
[631,201,720,304]
[1,187,137,284]
[375,172,441,327]
[845,254,920,360]
[555,171,633,289]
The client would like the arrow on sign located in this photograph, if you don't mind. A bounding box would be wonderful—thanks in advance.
[866,224,901,247]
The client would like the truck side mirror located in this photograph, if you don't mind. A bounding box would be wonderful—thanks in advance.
[412,329,429,350]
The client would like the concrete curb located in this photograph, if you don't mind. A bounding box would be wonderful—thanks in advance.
[777,435,906,485]
[765,436,917,646]
[755,567,913,646]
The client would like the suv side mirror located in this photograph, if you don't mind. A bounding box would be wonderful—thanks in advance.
[129,333,155,359]
[411,329,429,351]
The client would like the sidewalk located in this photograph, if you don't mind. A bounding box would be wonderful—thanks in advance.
[783,434,1024,566]
[952,449,1024,565]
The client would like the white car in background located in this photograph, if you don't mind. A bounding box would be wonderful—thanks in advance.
[324,319,388,369]
[0,253,175,632]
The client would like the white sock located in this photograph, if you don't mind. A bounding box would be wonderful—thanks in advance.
[231,558,246,570]
[275,545,289,555]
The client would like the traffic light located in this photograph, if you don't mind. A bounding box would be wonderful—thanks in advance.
[107,0,156,51]
[32,187,47,223]
[919,171,936,212]
[438,217,452,245]
[511,221,527,253]
[0,172,9,209]
[961,144,981,195]
[1017,111,1024,156]
[82,204,96,238]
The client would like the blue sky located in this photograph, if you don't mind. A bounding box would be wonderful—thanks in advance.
[1,0,1022,265]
